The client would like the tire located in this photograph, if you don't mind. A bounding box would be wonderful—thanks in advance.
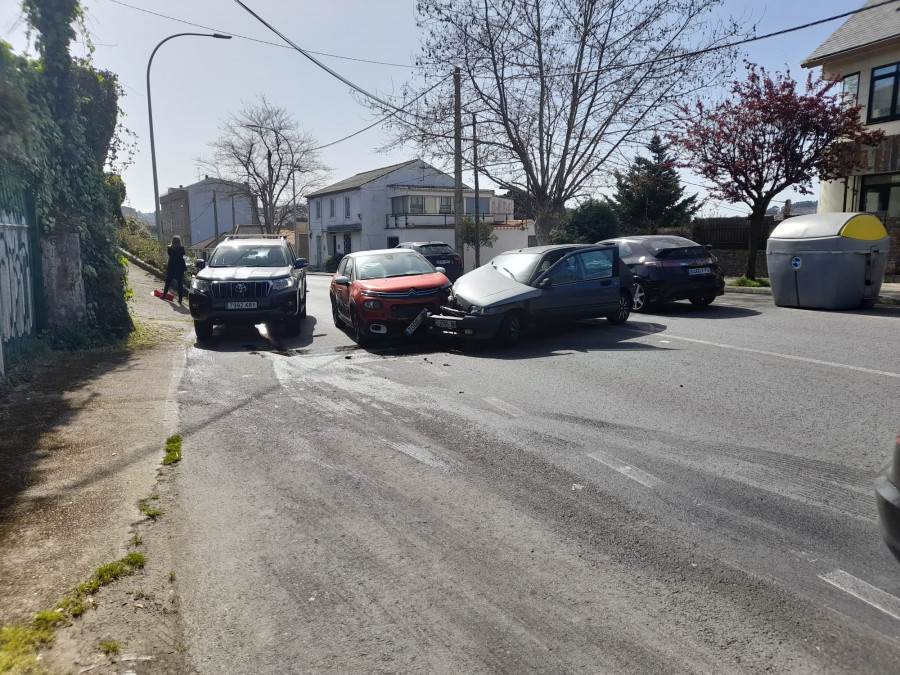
[298,290,307,319]
[350,306,370,346]
[194,318,213,341]
[497,310,526,347]
[632,279,650,312]
[284,310,302,337]
[606,292,631,325]
[331,296,344,328]
[689,295,715,306]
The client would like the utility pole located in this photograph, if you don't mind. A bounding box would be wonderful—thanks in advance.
[453,67,464,267]
[212,190,219,243]
[472,113,480,268]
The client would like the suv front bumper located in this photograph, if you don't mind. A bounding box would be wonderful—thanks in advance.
[189,288,300,324]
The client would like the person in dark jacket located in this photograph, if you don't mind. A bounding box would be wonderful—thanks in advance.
[162,235,187,303]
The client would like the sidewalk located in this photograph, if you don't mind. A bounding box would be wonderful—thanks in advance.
[0,263,192,667]
[724,278,900,306]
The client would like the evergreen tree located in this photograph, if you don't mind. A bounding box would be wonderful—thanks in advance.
[551,199,619,244]
[608,135,700,234]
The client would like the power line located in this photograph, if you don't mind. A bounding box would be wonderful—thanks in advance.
[106,0,413,68]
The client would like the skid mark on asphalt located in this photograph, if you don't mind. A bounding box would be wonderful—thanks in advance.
[819,569,900,621]
[384,440,455,473]
[613,326,900,379]
[483,396,525,417]
[587,451,664,488]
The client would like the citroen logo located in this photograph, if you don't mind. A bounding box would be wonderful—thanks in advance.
[407,288,416,296]
[235,283,248,294]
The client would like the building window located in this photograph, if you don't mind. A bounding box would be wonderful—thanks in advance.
[315,200,321,220]
[861,173,900,217]
[465,197,490,215]
[330,198,335,218]
[439,196,452,213]
[869,62,900,122]
[842,72,859,110]
[344,196,351,219]
[410,195,425,214]
[391,196,406,214]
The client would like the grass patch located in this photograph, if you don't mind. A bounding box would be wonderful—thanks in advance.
[137,499,163,519]
[1,552,147,670]
[125,320,159,351]
[162,435,182,466]
[729,276,771,287]
[168,571,176,583]
[131,536,143,547]
[100,640,120,655]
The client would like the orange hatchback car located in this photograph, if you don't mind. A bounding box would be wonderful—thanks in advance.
[330,249,452,345]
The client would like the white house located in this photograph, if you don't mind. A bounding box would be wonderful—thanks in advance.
[159,177,256,246]
[306,159,528,270]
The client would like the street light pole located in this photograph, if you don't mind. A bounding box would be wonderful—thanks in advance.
[147,32,231,242]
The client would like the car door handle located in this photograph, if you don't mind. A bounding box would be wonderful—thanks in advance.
[600,280,612,286]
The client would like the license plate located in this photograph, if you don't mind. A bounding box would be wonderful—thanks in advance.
[225,301,257,309]
[436,259,451,265]
[688,267,711,276]
[433,318,456,329]
[404,308,429,336]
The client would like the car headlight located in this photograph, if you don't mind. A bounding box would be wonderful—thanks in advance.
[270,277,296,291]
[191,278,210,294]
[468,306,485,315]
[360,289,383,297]
[363,299,383,309]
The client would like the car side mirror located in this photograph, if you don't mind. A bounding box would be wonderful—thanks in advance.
[334,275,350,286]
[539,277,552,289]
[704,244,713,249]
[195,259,206,271]
[295,258,309,269]
[435,266,446,274]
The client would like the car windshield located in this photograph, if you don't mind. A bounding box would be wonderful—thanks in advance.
[489,252,542,282]
[355,252,435,280]
[209,245,288,268]
[418,244,456,256]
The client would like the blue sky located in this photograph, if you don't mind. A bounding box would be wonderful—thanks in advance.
[0,0,862,216]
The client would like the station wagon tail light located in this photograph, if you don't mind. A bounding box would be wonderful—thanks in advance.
[364,299,383,309]
[643,260,661,267]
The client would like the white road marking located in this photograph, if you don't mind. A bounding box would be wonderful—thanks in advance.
[420,362,450,377]
[616,327,900,379]
[483,396,524,417]
[587,451,663,488]
[819,569,900,621]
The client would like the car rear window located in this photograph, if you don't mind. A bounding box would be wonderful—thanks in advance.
[642,238,707,259]
[418,244,456,256]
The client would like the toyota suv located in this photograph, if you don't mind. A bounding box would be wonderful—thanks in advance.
[188,235,308,341]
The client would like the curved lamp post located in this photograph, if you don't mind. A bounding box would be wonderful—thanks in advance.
[147,32,231,242]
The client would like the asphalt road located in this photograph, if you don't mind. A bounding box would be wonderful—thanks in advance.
[167,275,900,673]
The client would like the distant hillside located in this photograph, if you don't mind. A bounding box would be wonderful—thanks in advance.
[767,200,817,216]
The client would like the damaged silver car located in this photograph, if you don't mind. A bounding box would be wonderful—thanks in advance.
[428,244,633,347]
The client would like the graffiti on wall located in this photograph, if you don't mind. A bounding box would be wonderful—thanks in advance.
[0,216,34,345]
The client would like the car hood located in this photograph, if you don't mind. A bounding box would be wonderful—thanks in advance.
[198,266,292,281]
[452,264,539,309]
[353,272,449,293]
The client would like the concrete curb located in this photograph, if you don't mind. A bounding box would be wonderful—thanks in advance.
[723,282,899,306]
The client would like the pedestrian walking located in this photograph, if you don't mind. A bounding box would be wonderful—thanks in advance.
[162,235,188,303]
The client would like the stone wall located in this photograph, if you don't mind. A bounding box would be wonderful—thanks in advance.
[41,233,86,327]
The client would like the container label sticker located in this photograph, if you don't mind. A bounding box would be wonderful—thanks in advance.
[791,256,802,270]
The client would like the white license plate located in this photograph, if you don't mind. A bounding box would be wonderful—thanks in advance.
[688,267,711,276]
[433,318,456,329]
[436,259,451,265]
[225,301,257,309]
[404,308,429,336]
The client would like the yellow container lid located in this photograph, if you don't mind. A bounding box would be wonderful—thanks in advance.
[839,214,889,240]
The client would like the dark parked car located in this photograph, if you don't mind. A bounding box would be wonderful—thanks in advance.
[598,235,725,312]
[429,244,632,347]
[876,429,900,562]
[395,241,464,281]
[188,235,307,341]
[330,249,452,345]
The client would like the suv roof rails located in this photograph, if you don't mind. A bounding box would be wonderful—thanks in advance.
[222,234,287,241]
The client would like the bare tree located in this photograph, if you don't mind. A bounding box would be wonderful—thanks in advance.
[368,0,744,244]
[199,96,329,234]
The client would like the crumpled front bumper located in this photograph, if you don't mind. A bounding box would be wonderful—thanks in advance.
[427,309,505,340]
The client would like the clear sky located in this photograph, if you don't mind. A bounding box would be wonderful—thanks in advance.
[0,0,863,217]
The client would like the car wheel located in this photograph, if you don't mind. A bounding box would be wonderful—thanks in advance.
[690,295,715,306]
[331,296,344,328]
[350,306,370,346]
[298,290,307,319]
[497,310,526,347]
[606,292,631,325]
[632,279,650,312]
[284,310,302,337]
[194,318,213,341]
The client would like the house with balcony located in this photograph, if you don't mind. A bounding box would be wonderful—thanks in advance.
[803,0,900,277]
[306,159,523,270]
